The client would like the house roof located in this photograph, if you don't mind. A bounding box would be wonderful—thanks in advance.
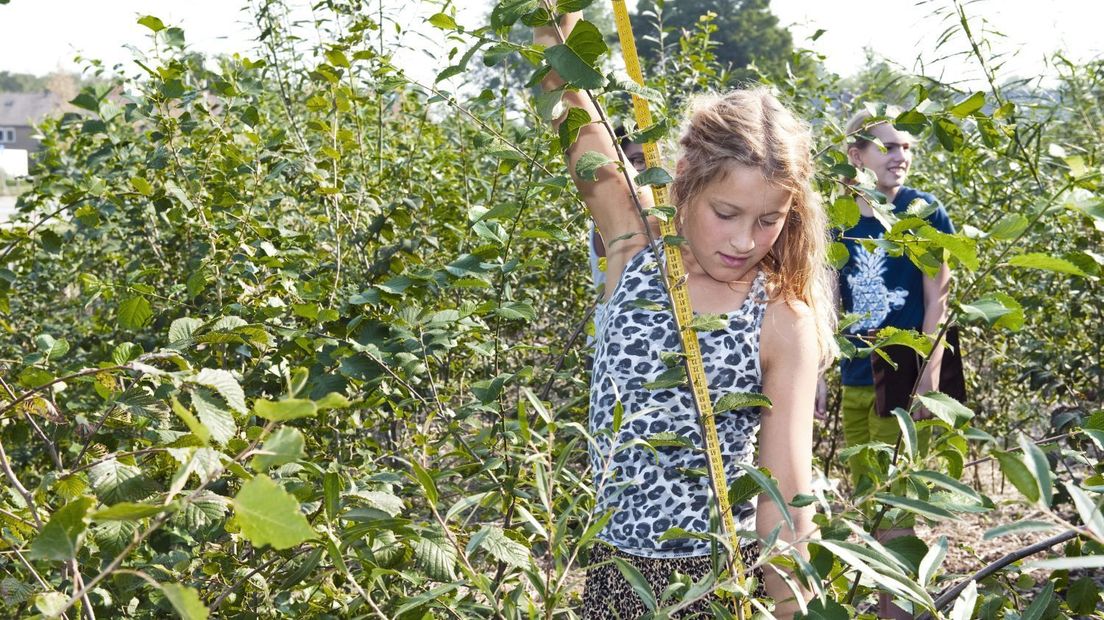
[0,91,66,126]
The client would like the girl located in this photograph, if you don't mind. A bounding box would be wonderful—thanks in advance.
[535,12,835,618]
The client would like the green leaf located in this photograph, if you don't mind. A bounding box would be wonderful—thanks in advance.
[90,502,166,521]
[118,296,153,330]
[1018,433,1053,506]
[137,15,167,32]
[728,467,771,506]
[413,533,456,581]
[634,166,673,187]
[28,497,93,561]
[1024,555,1104,570]
[557,0,596,10]
[918,535,947,586]
[35,334,70,361]
[797,597,849,620]
[933,117,964,151]
[814,539,934,607]
[171,396,210,444]
[993,449,1039,502]
[883,535,928,574]
[251,427,305,472]
[910,470,982,502]
[916,225,978,270]
[496,301,537,321]
[960,294,1023,331]
[476,526,529,568]
[161,583,209,620]
[611,556,657,611]
[88,459,153,504]
[982,519,1059,540]
[574,151,614,181]
[891,407,917,460]
[987,213,1029,239]
[169,317,203,344]
[642,366,687,390]
[231,474,316,550]
[34,592,70,617]
[735,463,793,532]
[916,392,974,428]
[1064,482,1104,539]
[893,109,928,134]
[69,92,100,113]
[872,326,932,357]
[646,432,694,449]
[191,388,237,446]
[1067,577,1101,615]
[948,92,985,118]
[557,106,591,151]
[1007,252,1088,277]
[544,20,607,90]
[130,177,154,196]
[412,461,439,506]
[828,241,850,269]
[394,584,461,617]
[253,398,317,421]
[1019,581,1054,620]
[188,369,246,413]
[874,493,956,521]
[360,491,404,517]
[828,196,860,230]
[689,313,727,332]
[176,491,228,532]
[490,0,539,30]
[314,392,350,410]
[715,391,772,413]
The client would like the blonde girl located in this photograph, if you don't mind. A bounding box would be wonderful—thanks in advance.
[535,12,835,618]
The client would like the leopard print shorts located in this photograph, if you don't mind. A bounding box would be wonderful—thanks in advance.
[582,544,766,619]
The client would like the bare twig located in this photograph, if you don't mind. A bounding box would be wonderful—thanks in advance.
[917,530,1081,620]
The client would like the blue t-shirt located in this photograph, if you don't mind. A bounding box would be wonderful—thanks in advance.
[838,186,954,386]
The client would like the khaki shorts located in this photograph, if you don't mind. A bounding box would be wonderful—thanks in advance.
[840,384,915,529]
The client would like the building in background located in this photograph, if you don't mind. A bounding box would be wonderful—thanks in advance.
[0,91,66,153]
[0,91,68,180]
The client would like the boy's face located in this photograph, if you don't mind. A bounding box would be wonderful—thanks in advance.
[848,122,913,194]
[623,142,647,173]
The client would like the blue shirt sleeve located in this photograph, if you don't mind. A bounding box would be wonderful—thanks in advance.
[926,199,955,235]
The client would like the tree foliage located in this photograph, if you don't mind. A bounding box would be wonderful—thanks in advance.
[631,0,794,81]
[0,0,1101,618]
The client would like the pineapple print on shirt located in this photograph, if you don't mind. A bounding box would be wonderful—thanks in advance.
[847,235,908,333]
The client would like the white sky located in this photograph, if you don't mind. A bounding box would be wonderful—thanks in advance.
[0,1,1101,89]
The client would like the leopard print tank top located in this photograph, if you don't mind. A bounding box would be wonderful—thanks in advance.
[589,244,767,558]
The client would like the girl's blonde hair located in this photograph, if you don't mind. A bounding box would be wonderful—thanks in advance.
[670,88,839,369]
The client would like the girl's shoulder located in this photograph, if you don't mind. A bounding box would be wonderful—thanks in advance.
[760,297,817,371]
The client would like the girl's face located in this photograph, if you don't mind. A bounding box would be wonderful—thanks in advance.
[848,122,913,194]
[680,164,792,285]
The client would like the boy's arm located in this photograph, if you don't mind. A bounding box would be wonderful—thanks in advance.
[915,263,951,408]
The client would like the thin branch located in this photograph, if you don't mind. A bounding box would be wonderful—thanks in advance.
[917,530,1081,619]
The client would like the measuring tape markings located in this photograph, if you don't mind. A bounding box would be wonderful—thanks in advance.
[607,0,754,600]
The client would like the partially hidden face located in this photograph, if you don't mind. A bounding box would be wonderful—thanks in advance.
[848,121,913,193]
[679,164,793,285]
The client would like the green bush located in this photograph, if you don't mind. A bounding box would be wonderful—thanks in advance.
[0,1,1100,618]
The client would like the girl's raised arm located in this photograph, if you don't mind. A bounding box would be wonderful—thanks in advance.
[534,12,652,294]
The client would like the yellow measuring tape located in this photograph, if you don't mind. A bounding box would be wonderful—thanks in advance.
[607,0,754,611]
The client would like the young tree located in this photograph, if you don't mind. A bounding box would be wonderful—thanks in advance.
[631,0,793,80]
